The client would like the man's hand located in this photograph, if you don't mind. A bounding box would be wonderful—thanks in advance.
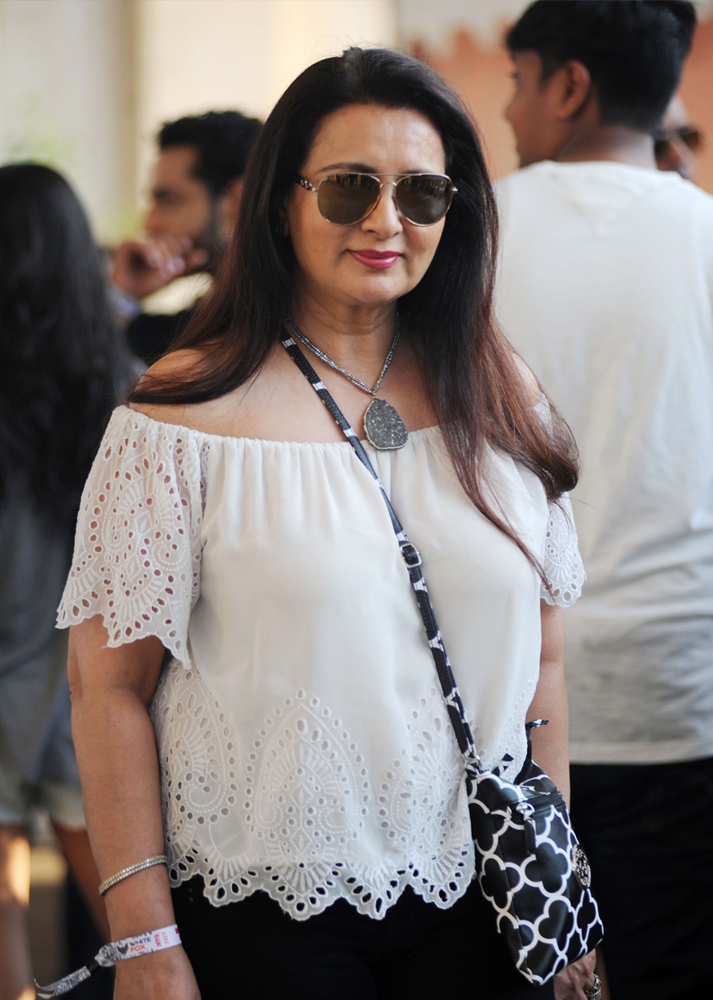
[554,951,598,999]
[111,236,209,300]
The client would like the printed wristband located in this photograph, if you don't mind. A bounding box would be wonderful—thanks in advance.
[35,924,181,997]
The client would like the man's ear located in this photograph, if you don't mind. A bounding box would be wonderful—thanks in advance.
[219,178,244,234]
[553,60,592,121]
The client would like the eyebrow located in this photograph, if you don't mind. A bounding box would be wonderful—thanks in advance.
[318,162,427,175]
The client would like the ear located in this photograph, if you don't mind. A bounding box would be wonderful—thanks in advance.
[219,178,244,231]
[553,60,592,121]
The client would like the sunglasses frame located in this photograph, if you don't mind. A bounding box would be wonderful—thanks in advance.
[296,171,457,227]
[654,126,704,154]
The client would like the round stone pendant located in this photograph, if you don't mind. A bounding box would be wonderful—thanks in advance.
[363,397,409,450]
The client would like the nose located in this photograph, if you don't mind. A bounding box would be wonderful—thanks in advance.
[361,182,403,237]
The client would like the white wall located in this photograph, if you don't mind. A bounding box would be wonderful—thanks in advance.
[135,0,398,207]
[0,0,135,242]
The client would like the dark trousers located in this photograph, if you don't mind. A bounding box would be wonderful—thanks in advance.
[172,878,556,999]
[570,757,713,1000]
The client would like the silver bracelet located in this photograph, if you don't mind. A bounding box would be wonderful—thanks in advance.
[98,854,168,896]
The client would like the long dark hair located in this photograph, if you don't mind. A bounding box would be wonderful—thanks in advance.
[0,163,132,532]
[130,47,578,566]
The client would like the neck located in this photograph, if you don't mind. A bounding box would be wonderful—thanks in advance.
[288,291,398,377]
[555,124,657,170]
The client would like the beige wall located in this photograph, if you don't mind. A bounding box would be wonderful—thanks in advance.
[135,0,398,207]
[0,0,136,242]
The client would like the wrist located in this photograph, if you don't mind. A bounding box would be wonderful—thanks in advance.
[104,864,176,940]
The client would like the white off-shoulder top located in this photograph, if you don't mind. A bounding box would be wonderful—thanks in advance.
[58,406,583,920]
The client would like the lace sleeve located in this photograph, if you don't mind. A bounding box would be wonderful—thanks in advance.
[541,495,585,607]
[57,407,208,667]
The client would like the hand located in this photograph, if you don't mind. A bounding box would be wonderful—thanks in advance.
[113,945,201,1000]
[111,236,209,300]
[554,951,598,999]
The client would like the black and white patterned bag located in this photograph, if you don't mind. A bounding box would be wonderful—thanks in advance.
[283,334,604,984]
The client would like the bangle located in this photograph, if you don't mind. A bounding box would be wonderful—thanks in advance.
[35,923,181,997]
[98,854,168,896]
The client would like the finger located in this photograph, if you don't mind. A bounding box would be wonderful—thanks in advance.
[184,249,209,270]
[150,243,187,278]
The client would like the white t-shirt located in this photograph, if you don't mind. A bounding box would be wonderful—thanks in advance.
[58,405,581,917]
[495,160,713,765]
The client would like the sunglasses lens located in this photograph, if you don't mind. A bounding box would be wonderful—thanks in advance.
[317,173,381,225]
[395,175,453,225]
[681,128,702,152]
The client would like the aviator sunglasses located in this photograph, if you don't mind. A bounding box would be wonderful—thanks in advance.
[296,172,457,227]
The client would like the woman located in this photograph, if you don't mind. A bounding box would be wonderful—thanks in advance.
[0,163,131,997]
[59,49,595,999]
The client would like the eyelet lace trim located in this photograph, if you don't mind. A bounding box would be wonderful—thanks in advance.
[56,409,208,664]
[541,496,585,607]
[152,664,475,920]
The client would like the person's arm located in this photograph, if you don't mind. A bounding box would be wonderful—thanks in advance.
[69,616,200,1000]
[527,601,570,802]
[111,236,208,301]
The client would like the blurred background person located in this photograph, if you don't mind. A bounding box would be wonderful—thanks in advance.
[493,4,713,1000]
[111,110,261,366]
[654,94,704,180]
[0,163,132,1000]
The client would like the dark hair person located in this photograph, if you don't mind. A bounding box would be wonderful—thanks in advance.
[505,0,696,136]
[0,163,131,998]
[58,49,589,999]
[113,109,263,365]
[158,110,263,198]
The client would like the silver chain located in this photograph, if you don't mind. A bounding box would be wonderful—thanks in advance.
[285,315,400,397]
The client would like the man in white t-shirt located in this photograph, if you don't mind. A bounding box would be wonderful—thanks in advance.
[494,4,711,999]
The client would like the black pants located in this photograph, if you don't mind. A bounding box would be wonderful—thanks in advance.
[173,878,555,999]
[570,757,713,1000]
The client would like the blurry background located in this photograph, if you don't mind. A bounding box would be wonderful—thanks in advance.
[4,0,713,984]
[4,0,713,249]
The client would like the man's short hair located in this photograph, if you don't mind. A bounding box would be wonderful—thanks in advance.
[158,111,262,196]
[506,1,696,133]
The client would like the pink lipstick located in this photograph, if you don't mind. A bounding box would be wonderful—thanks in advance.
[348,249,403,270]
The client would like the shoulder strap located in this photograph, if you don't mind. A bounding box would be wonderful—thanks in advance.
[281,332,482,772]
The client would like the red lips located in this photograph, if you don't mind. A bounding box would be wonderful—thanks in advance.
[348,249,403,270]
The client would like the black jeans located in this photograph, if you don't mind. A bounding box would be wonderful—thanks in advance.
[172,878,555,999]
[570,757,713,1000]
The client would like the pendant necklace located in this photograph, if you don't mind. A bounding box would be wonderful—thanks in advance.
[285,315,409,450]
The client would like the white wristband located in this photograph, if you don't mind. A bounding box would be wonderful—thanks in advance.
[35,924,181,997]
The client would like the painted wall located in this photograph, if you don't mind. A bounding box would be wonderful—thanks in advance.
[400,0,713,193]
[135,0,398,205]
[0,0,136,242]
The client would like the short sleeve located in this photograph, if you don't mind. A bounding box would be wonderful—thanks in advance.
[57,407,208,667]
[541,495,585,607]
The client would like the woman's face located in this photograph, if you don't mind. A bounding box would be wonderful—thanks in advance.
[285,103,448,313]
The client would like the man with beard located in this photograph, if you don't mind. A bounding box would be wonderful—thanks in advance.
[112,111,261,364]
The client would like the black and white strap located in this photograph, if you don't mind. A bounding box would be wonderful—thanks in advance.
[35,924,181,997]
[281,332,482,773]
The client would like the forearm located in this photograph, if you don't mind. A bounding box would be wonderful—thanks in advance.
[528,602,570,804]
[72,687,175,937]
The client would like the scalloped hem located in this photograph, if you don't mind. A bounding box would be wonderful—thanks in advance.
[166,853,475,921]
[56,601,193,671]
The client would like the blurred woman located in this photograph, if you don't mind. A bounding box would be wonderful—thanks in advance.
[0,163,131,999]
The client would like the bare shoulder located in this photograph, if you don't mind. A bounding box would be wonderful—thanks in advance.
[128,348,244,435]
[126,343,324,441]
[511,352,542,408]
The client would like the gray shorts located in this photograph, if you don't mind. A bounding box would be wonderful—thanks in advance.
[0,765,85,829]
